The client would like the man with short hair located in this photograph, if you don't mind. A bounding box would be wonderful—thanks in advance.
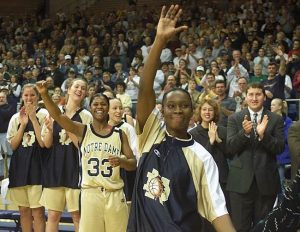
[215,80,236,127]
[227,82,284,232]
[187,42,203,71]
[262,48,286,109]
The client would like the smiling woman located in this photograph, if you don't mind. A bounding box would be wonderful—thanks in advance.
[6,84,47,232]
[189,99,230,224]
[36,82,136,232]
[39,78,92,232]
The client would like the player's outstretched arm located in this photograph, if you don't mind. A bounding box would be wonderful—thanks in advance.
[36,81,85,140]
[136,5,187,131]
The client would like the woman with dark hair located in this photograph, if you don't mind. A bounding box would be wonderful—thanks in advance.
[36,80,136,232]
[127,5,235,232]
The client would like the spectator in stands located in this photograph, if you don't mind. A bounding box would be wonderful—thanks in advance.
[61,68,77,93]
[190,98,229,206]
[227,54,249,98]
[0,91,15,179]
[141,36,152,63]
[188,78,201,105]
[253,48,270,76]
[249,64,267,83]
[234,77,248,112]
[100,72,115,92]
[46,60,65,89]
[215,80,236,127]
[125,67,140,116]
[173,47,185,68]
[115,81,132,110]
[174,58,191,83]
[187,42,203,71]
[179,73,189,90]
[83,70,94,85]
[262,48,286,109]
[160,46,173,63]
[118,33,129,71]
[288,39,300,58]
[270,98,293,192]
[8,74,21,109]
[212,38,224,60]
[111,62,128,83]
[287,52,300,97]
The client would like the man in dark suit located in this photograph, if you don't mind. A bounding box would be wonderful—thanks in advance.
[226,82,285,232]
[288,120,300,180]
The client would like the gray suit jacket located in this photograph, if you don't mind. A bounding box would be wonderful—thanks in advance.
[226,108,284,195]
[288,120,300,179]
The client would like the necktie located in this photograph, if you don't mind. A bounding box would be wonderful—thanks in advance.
[253,113,258,139]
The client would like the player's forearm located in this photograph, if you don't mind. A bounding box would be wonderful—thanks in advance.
[212,214,236,232]
[42,129,53,148]
[120,158,137,171]
[31,119,45,148]
[10,124,26,150]
[40,92,63,123]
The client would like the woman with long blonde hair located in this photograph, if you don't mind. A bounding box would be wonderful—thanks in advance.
[6,84,47,232]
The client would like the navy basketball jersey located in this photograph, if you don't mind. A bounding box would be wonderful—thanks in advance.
[7,108,48,187]
[127,108,228,232]
[42,107,92,188]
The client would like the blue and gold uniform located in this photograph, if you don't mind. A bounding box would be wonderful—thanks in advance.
[40,107,92,212]
[6,108,48,208]
[128,108,228,232]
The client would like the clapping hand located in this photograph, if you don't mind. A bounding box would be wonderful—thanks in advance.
[19,107,28,126]
[208,121,218,145]
[242,115,252,135]
[256,115,269,139]
[25,103,37,121]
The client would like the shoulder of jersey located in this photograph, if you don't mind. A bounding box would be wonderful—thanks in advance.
[189,140,213,162]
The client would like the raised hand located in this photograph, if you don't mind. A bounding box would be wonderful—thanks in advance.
[273,46,284,57]
[19,107,29,126]
[156,5,188,44]
[256,115,269,139]
[36,81,48,95]
[242,115,252,135]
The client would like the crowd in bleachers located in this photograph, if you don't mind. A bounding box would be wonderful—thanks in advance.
[0,0,298,115]
[0,0,300,231]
